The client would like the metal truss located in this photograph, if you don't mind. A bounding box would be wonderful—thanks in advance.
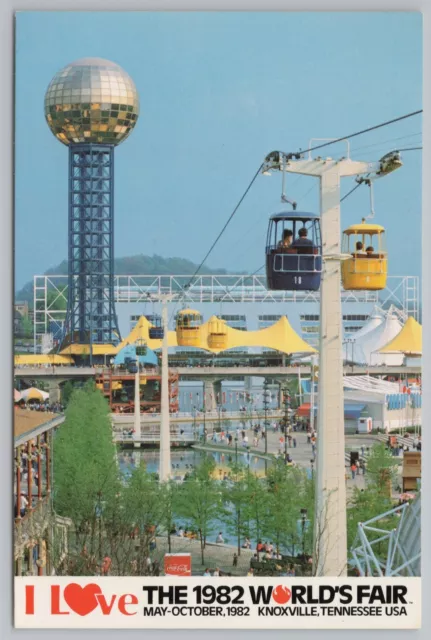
[350,496,421,577]
[65,144,120,345]
[33,274,420,349]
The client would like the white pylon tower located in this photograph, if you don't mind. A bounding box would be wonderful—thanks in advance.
[262,144,401,576]
[133,353,141,448]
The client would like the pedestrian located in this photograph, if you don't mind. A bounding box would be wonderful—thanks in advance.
[351,463,357,480]
[233,553,238,567]
[247,568,254,577]
[203,568,211,577]
[361,445,365,457]
[287,434,292,447]
[293,437,297,448]
[19,493,28,518]
[213,567,220,576]
[101,556,112,576]
[216,531,224,544]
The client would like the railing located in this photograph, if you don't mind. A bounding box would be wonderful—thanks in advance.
[14,496,51,558]
[112,409,284,424]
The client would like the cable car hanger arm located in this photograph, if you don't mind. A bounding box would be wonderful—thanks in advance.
[262,150,402,179]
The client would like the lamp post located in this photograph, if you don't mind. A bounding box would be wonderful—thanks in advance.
[263,379,269,455]
[133,348,141,448]
[262,147,402,576]
[235,436,238,464]
[282,386,290,465]
[203,408,207,444]
[300,508,308,557]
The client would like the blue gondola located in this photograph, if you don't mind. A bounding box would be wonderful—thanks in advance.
[146,314,164,339]
[265,212,322,291]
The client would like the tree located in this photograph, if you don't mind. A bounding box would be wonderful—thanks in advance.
[21,315,33,338]
[347,485,394,549]
[61,381,75,407]
[264,460,314,557]
[365,443,399,496]
[221,462,250,555]
[119,465,166,576]
[176,457,221,564]
[160,479,179,554]
[53,383,121,572]
[245,472,267,555]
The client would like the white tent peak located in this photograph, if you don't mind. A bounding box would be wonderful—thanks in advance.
[343,307,404,366]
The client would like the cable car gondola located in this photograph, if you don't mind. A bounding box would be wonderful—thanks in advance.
[127,362,138,374]
[265,212,322,291]
[135,338,148,356]
[208,317,228,350]
[341,220,387,291]
[176,309,203,347]
[146,314,164,340]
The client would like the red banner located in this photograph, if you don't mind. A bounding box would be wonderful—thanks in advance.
[164,554,191,577]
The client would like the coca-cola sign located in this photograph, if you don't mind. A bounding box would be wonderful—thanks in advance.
[164,554,191,576]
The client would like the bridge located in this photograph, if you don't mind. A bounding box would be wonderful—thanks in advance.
[14,364,422,381]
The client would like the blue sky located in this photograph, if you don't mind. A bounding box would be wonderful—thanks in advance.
[15,11,422,289]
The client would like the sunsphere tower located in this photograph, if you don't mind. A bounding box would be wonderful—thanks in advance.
[44,58,139,348]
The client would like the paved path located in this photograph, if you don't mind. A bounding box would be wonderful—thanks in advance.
[150,535,254,577]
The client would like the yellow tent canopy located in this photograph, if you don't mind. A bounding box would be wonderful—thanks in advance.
[59,344,117,356]
[378,316,422,356]
[115,316,178,353]
[21,387,49,402]
[201,315,316,355]
[14,354,75,366]
[117,314,315,356]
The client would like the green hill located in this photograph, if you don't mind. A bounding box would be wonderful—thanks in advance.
[15,254,233,306]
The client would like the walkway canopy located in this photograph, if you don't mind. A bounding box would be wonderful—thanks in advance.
[379,317,422,356]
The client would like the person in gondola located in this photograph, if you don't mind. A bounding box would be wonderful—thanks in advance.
[291,227,313,251]
[354,241,366,255]
[278,229,293,250]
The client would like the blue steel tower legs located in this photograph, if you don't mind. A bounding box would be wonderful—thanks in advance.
[66,143,120,346]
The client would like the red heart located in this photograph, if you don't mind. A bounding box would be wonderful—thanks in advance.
[64,583,102,616]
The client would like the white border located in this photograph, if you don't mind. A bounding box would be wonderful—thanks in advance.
[2,2,429,639]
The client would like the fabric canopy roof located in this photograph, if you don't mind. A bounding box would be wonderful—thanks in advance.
[378,316,422,356]
[345,311,403,366]
[117,314,316,356]
[14,389,22,402]
[20,387,49,402]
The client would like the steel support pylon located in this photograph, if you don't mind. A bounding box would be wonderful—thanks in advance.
[159,301,171,481]
[262,150,401,576]
[315,167,346,576]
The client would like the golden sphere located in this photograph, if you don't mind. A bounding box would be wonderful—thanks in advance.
[44,57,139,146]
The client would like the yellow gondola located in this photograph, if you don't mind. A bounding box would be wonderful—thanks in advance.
[207,317,228,350]
[341,220,387,291]
[176,309,203,347]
